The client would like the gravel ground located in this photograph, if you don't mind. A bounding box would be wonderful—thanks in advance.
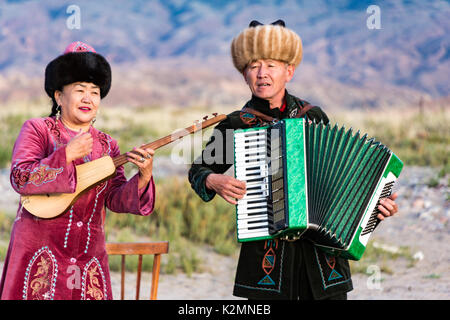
[1,166,449,300]
[111,166,449,300]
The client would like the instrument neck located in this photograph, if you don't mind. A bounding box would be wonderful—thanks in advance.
[111,129,191,168]
[111,113,226,168]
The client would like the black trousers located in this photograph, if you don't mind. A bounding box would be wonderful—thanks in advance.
[248,246,348,301]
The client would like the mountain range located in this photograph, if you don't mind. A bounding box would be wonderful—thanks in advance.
[0,0,448,110]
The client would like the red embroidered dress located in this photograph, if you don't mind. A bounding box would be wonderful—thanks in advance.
[0,117,156,300]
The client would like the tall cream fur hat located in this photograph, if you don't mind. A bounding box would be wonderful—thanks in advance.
[231,20,303,73]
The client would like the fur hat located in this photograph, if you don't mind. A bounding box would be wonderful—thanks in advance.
[45,41,111,100]
[231,20,303,73]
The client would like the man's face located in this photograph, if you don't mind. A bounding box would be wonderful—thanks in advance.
[243,59,294,104]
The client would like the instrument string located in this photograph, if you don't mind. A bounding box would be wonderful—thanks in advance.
[111,123,203,168]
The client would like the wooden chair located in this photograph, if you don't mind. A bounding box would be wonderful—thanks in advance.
[106,241,169,300]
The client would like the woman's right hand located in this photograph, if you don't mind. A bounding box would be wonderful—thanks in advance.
[65,130,93,164]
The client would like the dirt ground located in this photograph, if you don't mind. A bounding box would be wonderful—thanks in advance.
[111,166,449,300]
[1,166,448,300]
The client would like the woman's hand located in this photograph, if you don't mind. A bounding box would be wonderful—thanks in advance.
[65,130,93,163]
[126,146,155,190]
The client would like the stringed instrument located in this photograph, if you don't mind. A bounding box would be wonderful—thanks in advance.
[21,113,226,219]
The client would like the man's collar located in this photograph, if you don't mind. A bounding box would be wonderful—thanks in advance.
[248,90,290,113]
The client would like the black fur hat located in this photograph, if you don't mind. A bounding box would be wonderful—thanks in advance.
[45,41,111,101]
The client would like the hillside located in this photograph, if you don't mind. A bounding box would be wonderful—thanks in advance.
[0,0,448,109]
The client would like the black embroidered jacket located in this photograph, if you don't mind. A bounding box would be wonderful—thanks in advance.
[188,91,353,299]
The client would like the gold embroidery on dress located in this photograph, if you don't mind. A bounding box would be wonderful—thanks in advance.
[86,264,104,300]
[29,256,51,300]
[29,165,63,186]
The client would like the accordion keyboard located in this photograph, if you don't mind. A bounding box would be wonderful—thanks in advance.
[234,129,273,240]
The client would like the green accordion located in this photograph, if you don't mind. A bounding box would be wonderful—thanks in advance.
[234,118,403,260]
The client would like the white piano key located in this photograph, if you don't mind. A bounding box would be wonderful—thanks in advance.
[235,146,267,154]
[236,165,268,171]
[236,175,268,183]
[235,164,268,174]
[237,213,269,221]
[235,141,267,148]
[240,188,269,197]
[237,197,267,204]
[236,166,268,173]
[234,131,266,138]
[235,155,267,164]
[237,212,269,219]
[235,146,267,153]
[235,139,267,145]
[237,197,268,204]
[234,130,266,137]
[237,216,269,223]
[245,181,268,188]
[236,205,268,213]
[244,178,269,187]
[237,221,269,228]
[238,221,269,230]
[237,203,268,210]
[238,209,270,215]
[236,157,267,164]
[235,161,267,168]
[234,141,267,148]
[243,189,269,198]
[234,138,267,145]
[235,158,267,165]
[238,229,270,238]
[235,152,267,159]
[236,173,269,182]
[238,227,270,234]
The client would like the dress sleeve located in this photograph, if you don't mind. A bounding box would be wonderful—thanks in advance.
[104,138,155,216]
[10,119,77,195]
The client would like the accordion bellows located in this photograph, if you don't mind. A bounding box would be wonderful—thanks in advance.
[231,24,303,73]
[234,118,403,260]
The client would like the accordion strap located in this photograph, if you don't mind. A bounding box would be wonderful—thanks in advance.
[241,107,276,122]
[241,100,313,123]
[293,99,314,118]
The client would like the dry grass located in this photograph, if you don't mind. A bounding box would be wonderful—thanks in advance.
[0,101,447,274]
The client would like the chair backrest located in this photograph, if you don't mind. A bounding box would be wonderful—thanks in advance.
[105,241,169,300]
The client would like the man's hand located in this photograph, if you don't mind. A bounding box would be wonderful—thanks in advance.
[377,192,399,220]
[205,173,246,205]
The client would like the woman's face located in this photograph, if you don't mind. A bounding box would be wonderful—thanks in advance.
[55,82,101,127]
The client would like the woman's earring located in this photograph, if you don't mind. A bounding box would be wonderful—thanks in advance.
[91,110,99,126]
[56,105,61,123]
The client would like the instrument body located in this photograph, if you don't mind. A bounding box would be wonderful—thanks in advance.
[21,156,116,219]
[21,114,226,219]
[234,118,403,260]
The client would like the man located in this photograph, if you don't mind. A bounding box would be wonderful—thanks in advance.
[188,20,398,300]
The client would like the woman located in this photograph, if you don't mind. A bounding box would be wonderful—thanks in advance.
[0,41,155,300]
